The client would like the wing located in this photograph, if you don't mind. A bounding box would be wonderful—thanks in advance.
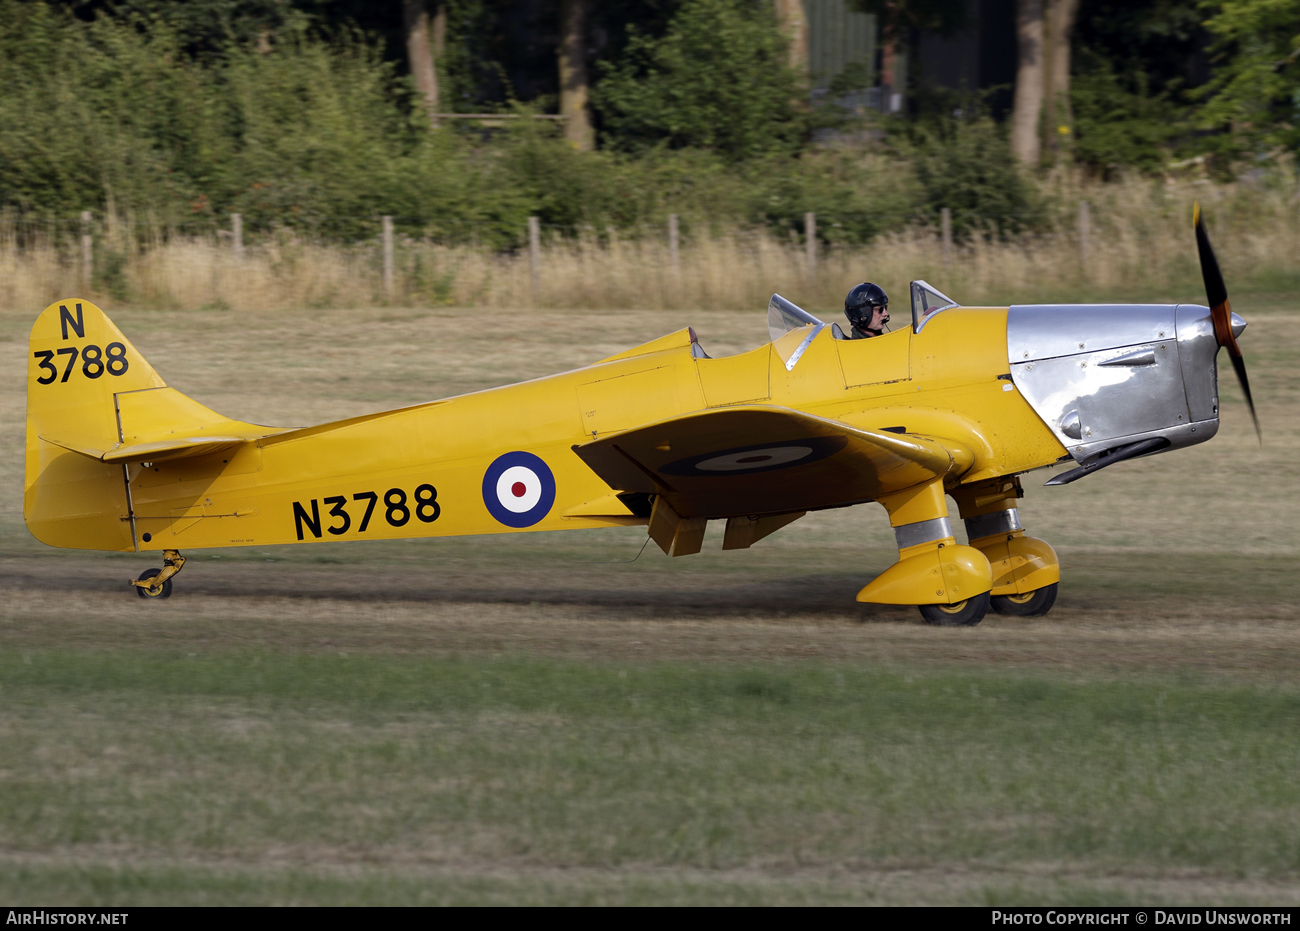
[572,405,967,519]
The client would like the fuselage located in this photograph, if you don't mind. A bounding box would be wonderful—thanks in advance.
[26,301,1223,553]
[95,307,1066,552]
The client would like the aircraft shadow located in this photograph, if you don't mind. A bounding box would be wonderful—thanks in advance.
[0,558,897,620]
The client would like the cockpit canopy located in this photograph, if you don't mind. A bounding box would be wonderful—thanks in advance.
[766,281,961,343]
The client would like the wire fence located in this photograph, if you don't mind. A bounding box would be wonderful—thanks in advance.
[0,202,1079,249]
[2,187,1297,312]
[3,203,1095,262]
[4,203,1108,299]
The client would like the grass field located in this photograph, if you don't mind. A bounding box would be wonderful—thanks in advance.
[0,296,1298,905]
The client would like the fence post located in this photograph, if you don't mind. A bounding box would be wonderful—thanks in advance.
[231,213,244,265]
[528,216,542,301]
[805,211,816,274]
[1078,200,1090,270]
[668,214,680,277]
[80,211,93,291]
[940,207,953,267]
[381,216,394,300]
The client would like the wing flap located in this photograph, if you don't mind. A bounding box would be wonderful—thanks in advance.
[572,405,964,519]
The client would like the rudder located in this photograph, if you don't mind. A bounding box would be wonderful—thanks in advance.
[25,299,166,551]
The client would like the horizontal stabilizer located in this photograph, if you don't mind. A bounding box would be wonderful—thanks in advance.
[573,405,966,520]
[41,434,249,464]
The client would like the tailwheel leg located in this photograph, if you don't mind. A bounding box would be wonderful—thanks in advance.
[130,549,186,599]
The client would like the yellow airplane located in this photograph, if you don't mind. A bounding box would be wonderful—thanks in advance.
[23,208,1255,625]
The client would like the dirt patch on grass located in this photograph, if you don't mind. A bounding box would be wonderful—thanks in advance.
[3,571,1299,682]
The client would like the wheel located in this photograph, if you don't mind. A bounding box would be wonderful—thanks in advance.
[918,591,990,626]
[134,567,172,599]
[990,583,1058,617]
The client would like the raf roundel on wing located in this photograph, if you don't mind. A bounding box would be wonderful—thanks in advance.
[658,437,845,477]
[482,451,556,528]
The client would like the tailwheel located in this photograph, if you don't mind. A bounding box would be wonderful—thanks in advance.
[918,591,990,627]
[130,549,185,599]
[990,583,1058,617]
[133,567,172,599]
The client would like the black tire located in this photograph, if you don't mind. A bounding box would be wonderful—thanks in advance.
[134,567,172,599]
[990,583,1058,617]
[918,591,990,626]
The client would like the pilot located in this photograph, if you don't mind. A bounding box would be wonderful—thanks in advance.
[844,282,890,338]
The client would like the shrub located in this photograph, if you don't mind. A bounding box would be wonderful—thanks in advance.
[1071,50,1182,178]
[898,115,1041,238]
[592,0,805,161]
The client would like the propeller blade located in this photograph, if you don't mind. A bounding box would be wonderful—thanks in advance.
[1193,202,1260,442]
[1226,348,1260,442]
[1193,202,1228,310]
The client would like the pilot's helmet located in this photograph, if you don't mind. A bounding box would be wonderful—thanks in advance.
[845,282,889,333]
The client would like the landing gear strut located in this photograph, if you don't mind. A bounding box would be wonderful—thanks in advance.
[953,477,1060,618]
[130,549,186,599]
[856,478,995,625]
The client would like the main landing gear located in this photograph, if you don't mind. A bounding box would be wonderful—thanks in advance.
[990,583,1058,617]
[856,476,1061,627]
[955,477,1059,623]
[919,592,992,626]
[130,549,186,599]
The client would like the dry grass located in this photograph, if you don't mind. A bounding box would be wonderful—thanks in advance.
[3,176,1299,314]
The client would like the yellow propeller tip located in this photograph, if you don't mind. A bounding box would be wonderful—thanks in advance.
[1193,201,1201,225]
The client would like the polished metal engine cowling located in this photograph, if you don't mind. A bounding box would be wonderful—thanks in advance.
[1007,304,1222,465]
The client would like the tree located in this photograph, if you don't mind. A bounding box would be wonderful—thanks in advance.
[1196,0,1300,153]
[559,0,595,151]
[1011,0,1081,165]
[1042,0,1081,160]
[402,0,445,127]
[1072,0,1205,96]
[773,0,809,75]
[1012,0,1045,163]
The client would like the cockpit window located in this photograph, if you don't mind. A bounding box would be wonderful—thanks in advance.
[910,280,959,333]
[767,293,823,342]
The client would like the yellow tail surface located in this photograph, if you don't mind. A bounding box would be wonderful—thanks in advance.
[24,300,274,551]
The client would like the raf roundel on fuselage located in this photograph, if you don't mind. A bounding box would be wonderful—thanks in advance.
[482,451,557,528]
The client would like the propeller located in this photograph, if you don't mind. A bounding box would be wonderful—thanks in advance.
[1193,202,1260,443]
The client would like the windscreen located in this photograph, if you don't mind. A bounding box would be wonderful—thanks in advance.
[910,280,959,332]
[767,294,823,343]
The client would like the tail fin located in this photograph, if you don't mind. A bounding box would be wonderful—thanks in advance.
[25,299,277,551]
